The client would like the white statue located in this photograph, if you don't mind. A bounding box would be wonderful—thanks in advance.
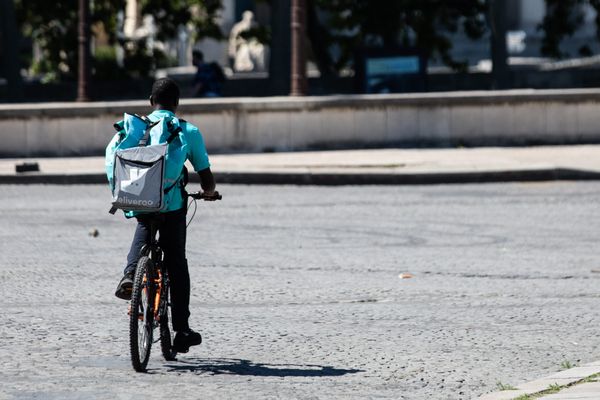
[228,11,266,72]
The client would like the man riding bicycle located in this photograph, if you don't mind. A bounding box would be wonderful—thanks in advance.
[113,78,219,354]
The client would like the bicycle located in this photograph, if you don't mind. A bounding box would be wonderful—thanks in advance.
[129,191,222,372]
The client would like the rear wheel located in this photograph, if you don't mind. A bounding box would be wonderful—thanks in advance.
[129,256,155,372]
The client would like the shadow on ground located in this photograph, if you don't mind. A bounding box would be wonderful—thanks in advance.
[158,358,363,377]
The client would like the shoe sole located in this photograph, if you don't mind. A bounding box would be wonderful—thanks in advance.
[173,338,201,354]
[173,345,190,353]
[115,284,132,300]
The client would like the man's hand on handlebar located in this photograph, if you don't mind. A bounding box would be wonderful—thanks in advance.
[202,190,221,201]
[188,190,222,201]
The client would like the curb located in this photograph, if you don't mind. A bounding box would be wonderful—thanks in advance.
[0,173,107,185]
[212,168,600,185]
[1,168,600,186]
[478,362,600,400]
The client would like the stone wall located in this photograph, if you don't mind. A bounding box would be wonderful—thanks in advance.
[1,89,600,157]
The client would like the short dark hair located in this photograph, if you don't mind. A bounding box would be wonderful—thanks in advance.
[151,78,180,107]
[192,50,204,61]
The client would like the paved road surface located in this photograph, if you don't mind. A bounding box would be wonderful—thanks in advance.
[1,183,600,399]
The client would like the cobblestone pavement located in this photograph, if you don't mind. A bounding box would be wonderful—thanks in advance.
[2,183,600,399]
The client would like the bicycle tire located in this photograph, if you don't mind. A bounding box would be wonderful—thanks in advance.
[129,256,155,372]
[159,285,176,361]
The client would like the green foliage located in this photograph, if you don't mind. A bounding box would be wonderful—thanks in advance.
[93,46,127,80]
[123,43,154,78]
[540,0,587,58]
[560,360,576,370]
[92,0,128,44]
[539,0,600,58]
[16,0,126,80]
[312,0,487,71]
[15,0,223,81]
[140,0,223,42]
[546,383,562,393]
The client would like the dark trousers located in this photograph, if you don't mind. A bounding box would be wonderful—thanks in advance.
[124,208,190,332]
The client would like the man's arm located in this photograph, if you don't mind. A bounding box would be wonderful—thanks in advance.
[185,123,217,198]
[198,167,216,195]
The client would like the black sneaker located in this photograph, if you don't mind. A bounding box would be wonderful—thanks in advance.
[173,329,202,353]
[114,272,134,300]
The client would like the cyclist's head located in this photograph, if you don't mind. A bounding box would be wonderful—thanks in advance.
[192,50,204,64]
[150,78,180,111]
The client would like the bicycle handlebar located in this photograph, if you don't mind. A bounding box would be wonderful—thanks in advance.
[187,191,222,201]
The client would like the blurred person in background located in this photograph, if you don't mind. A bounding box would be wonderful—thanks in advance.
[192,50,225,97]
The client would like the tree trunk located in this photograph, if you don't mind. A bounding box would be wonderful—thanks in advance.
[489,0,510,89]
[77,0,91,102]
[290,0,307,95]
[269,0,291,95]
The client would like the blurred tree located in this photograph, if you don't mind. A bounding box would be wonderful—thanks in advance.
[141,0,223,42]
[309,0,488,74]
[15,0,125,81]
[15,0,223,81]
[253,0,488,91]
[539,0,600,58]
[123,0,223,78]
[0,0,24,100]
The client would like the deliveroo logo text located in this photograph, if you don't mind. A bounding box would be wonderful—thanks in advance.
[121,167,148,195]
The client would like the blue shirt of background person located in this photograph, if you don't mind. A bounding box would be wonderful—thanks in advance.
[192,50,225,97]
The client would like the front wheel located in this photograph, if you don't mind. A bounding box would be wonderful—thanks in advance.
[129,256,155,372]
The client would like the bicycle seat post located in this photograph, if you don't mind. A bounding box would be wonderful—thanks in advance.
[146,214,165,264]
[150,218,159,246]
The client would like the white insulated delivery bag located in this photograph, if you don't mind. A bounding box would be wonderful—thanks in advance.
[112,143,168,212]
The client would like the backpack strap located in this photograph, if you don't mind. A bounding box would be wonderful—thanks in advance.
[138,115,158,147]
[166,120,183,144]
[137,114,151,124]
[137,116,181,146]
[163,166,189,197]
[164,179,180,194]
[113,120,124,132]
[113,120,126,143]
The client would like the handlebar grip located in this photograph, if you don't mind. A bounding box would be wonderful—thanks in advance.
[188,191,222,200]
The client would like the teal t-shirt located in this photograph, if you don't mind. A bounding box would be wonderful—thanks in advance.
[125,109,210,216]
